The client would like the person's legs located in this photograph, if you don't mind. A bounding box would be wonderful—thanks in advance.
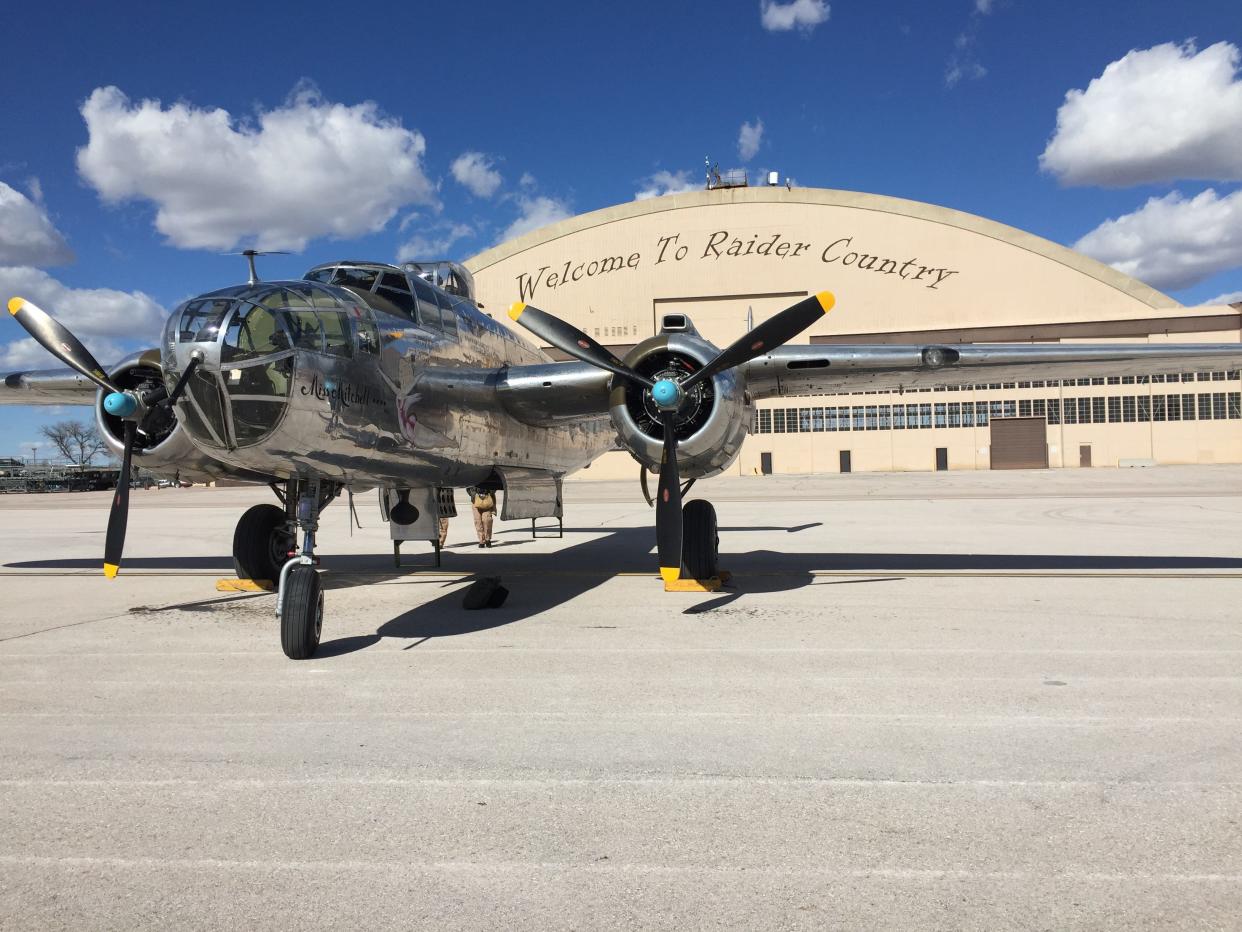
[472,507,486,545]
[438,517,449,547]
[481,510,493,544]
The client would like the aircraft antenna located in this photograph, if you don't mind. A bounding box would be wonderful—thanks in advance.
[233,249,290,286]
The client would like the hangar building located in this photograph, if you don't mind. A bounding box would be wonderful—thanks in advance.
[466,186,1242,479]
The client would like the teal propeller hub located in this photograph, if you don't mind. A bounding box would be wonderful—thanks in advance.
[651,378,680,409]
[103,391,137,417]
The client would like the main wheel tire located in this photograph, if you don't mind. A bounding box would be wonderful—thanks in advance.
[681,499,719,581]
[233,503,293,582]
[281,565,323,660]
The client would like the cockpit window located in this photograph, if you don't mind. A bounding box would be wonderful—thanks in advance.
[331,267,378,291]
[221,303,289,362]
[283,308,352,356]
[178,299,232,342]
[410,276,442,330]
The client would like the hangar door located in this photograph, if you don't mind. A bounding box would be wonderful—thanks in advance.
[990,417,1048,470]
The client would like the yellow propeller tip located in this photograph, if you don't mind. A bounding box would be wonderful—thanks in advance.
[103,563,119,579]
[508,302,526,321]
[7,297,24,315]
[659,566,681,584]
[815,291,835,313]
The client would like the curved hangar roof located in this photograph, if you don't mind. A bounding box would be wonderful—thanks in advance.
[466,187,1193,347]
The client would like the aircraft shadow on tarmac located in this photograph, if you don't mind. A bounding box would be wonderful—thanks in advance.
[11,519,1242,656]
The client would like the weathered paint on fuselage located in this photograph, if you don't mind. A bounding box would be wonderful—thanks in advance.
[169,281,613,490]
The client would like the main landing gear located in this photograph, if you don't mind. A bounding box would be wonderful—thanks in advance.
[681,499,719,581]
[231,479,340,659]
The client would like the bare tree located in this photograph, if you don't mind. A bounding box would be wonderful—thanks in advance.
[39,420,107,467]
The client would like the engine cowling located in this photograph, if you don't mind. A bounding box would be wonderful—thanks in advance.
[608,331,749,479]
[95,353,265,483]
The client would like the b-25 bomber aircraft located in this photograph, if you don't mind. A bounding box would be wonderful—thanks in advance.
[6,254,1242,659]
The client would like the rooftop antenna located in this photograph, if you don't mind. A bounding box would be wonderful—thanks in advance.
[233,248,290,285]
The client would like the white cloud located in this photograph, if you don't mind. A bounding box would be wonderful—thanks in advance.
[634,170,701,200]
[944,2,994,88]
[1041,41,1242,187]
[397,222,474,261]
[738,119,765,162]
[0,181,74,267]
[1073,188,1242,291]
[450,151,503,199]
[945,60,987,87]
[760,0,829,33]
[76,84,437,252]
[1203,290,1242,306]
[498,196,572,243]
[0,266,164,347]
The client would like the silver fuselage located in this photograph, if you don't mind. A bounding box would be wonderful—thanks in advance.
[163,273,613,490]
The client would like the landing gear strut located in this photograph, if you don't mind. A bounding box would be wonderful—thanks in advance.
[239,478,339,660]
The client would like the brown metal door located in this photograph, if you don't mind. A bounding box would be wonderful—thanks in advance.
[935,447,948,471]
[1079,445,1092,468]
[760,452,773,475]
[839,450,851,473]
[989,418,1048,470]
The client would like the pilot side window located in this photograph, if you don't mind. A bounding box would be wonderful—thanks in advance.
[284,308,352,357]
[331,267,378,291]
[410,277,443,330]
[375,272,419,322]
[434,288,459,338]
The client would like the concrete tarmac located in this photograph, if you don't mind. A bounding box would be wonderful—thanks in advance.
[2,466,1241,929]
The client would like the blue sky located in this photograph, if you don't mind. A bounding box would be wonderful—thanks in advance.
[2,0,1241,457]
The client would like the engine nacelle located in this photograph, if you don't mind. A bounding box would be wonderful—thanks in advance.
[608,331,749,479]
[95,353,264,483]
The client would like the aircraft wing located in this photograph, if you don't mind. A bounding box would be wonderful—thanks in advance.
[744,343,1242,399]
[0,365,100,405]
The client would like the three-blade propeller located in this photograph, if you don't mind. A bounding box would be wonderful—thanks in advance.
[510,291,835,581]
[7,296,197,578]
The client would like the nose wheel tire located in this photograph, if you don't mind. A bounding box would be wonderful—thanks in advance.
[681,499,719,580]
[280,565,323,660]
[233,503,293,583]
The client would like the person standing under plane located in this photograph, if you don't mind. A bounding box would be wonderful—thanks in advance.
[466,486,496,547]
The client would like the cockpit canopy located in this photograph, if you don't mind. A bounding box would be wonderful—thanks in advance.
[165,281,360,362]
[399,261,476,302]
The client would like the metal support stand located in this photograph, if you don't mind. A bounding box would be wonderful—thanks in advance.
[393,539,442,569]
[530,515,563,539]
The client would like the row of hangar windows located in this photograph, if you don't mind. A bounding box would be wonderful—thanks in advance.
[757,392,1242,433]
[839,370,1240,397]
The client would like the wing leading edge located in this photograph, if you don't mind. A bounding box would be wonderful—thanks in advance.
[743,344,1242,399]
[0,366,101,405]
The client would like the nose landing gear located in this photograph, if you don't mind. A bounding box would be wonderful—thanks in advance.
[229,478,339,659]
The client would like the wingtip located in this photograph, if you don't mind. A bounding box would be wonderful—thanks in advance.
[815,291,835,313]
[7,297,24,315]
[103,563,119,579]
[508,302,525,321]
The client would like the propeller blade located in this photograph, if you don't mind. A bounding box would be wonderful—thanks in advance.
[509,302,653,388]
[681,291,834,392]
[103,421,136,578]
[7,297,120,394]
[655,411,683,584]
